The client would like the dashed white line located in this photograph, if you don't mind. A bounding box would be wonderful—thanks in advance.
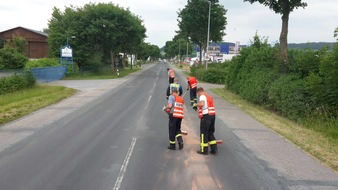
[113,138,137,190]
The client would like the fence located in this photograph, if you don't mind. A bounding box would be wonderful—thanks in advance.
[31,65,66,82]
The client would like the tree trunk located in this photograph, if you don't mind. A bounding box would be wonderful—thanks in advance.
[279,11,289,67]
[110,50,115,72]
[198,44,203,65]
[130,53,133,70]
[122,53,127,68]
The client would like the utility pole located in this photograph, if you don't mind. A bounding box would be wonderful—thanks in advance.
[206,0,211,69]
[186,42,188,64]
[179,40,181,65]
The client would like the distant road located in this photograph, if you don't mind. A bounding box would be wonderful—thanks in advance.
[0,62,337,190]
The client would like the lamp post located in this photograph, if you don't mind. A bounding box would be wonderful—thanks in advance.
[205,0,211,69]
[186,41,189,64]
[67,36,76,47]
[178,40,181,65]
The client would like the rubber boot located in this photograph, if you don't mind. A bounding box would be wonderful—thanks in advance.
[197,148,208,155]
[210,144,218,155]
[167,144,176,150]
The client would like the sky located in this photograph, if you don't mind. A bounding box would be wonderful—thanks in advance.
[1,0,337,47]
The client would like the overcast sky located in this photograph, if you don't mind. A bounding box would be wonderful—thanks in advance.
[1,0,337,47]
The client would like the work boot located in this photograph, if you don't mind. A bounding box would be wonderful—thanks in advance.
[167,145,176,150]
[210,144,217,155]
[178,143,184,150]
[197,150,208,155]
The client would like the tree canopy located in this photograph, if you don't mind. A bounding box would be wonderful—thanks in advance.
[164,36,193,60]
[177,0,227,63]
[48,3,147,68]
[244,0,307,65]
[137,42,161,61]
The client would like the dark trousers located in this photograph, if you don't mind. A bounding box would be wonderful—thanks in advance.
[199,114,217,153]
[169,77,174,84]
[189,88,197,105]
[168,114,183,146]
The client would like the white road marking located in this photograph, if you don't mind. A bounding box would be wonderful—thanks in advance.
[113,138,137,190]
[144,95,152,110]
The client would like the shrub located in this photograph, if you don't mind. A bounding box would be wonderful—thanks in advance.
[0,48,28,69]
[305,44,338,117]
[25,58,60,69]
[238,69,279,105]
[0,71,36,95]
[190,62,228,84]
[268,74,311,119]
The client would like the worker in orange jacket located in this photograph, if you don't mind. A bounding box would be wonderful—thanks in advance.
[167,68,175,84]
[164,88,184,150]
[193,87,217,155]
[186,76,198,106]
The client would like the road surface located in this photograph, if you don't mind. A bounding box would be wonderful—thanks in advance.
[0,62,337,190]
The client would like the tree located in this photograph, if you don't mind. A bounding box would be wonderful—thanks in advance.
[164,38,193,61]
[5,35,28,55]
[0,39,4,49]
[178,0,227,64]
[0,35,28,69]
[244,0,307,64]
[48,3,146,70]
[334,26,338,40]
[137,42,161,61]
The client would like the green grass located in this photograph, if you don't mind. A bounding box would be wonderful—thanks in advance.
[0,85,77,125]
[212,88,338,172]
[182,71,191,76]
[63,67,140,80]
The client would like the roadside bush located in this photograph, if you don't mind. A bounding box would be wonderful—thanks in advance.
[305,43,338,117]
[25,58,60,69]
[190,62,228,84]
[226,33,338,121]
[238,69,278,105]
[268,74,311,119]
[0,71,36,95]
[0,48,28,69]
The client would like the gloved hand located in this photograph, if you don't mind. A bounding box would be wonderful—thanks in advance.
[162,105,166,111]
[186,88,189,91]
[192,103,197,111]
[166,96,168,100]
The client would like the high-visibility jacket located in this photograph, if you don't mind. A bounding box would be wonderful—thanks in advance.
[169,69,175,78]
[198,93,216,118]
[173,94,184,118]
[189,77,197,89]
[169,83,181,95]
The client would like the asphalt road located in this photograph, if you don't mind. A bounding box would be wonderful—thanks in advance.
[0,62,337,190]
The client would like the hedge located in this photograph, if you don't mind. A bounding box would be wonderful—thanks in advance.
[225,39,338,119]
[25,58,60,70]
[0,72,36,95]
[190,62,228,84]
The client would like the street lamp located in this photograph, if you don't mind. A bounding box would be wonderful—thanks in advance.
[66,36,76,47]
[205,0,211,69]
[186,41,189,64]
[179,40,181,65]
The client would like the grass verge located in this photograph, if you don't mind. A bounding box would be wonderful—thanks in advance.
[64,67,140,80]
[212,88,338,172]
[0,85,77,125]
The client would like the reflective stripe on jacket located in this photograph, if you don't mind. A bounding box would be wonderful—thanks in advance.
[173,94,184,118]
[198,93,216,118]
[170,83,181,95]
[189,77,197,89]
